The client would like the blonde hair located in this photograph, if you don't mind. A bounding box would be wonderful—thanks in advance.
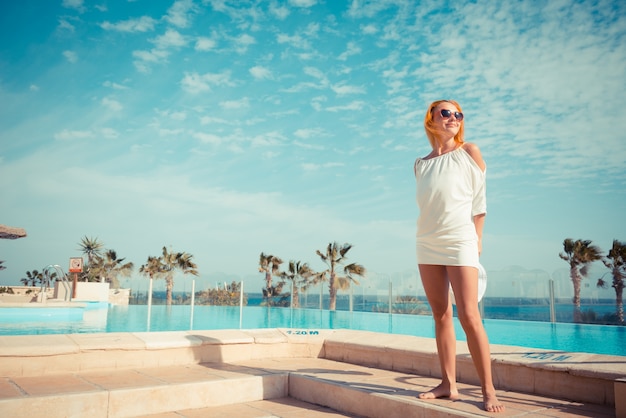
[423,99,465,149]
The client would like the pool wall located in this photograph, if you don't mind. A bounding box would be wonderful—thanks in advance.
[0,328,623,414]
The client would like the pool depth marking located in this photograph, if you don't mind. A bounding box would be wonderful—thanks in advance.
[286,330,319,335]
[521,352,574,362]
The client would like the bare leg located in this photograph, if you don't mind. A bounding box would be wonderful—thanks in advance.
[418,265,459,400]
[449,266,504,412]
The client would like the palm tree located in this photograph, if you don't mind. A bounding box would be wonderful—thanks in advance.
[559,238,602,322]
[258,253,285,305]
[316,242,366,311]
[21,270,43,287]
[139,256,164,280]
[281,260,318,308]
[141,247,198,306]
[139,255,163,305]
[89,250,134,289]
[78,236,104,281]
[597,239,626,323]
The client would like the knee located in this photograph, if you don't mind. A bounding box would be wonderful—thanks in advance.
[432,308,454,325]
[457,311,483,333]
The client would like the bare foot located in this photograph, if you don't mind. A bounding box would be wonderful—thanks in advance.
[418,383,459,400]
[484,393,505,413]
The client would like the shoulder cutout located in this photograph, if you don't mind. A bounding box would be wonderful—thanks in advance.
[461,142,486,171]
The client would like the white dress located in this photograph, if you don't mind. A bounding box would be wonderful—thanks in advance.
[414,147,486,268]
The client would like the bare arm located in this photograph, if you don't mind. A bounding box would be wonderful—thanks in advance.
[474,213,485,255]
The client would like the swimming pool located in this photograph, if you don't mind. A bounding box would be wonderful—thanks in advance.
[1,304,624,357]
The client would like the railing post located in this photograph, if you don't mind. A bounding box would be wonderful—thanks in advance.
[319,282,323,310]
[147,278,153,331]
[388,279,393,315]
[388,279,393,332]
[549,279,556,323]
[190,279,195,330]
[239,281,244,329]
[349,285,353,312]
[290,282,294,328]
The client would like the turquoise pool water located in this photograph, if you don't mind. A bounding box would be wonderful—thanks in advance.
[0,304,624,357]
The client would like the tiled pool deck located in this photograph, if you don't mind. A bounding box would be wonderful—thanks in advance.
[0,329,624,417]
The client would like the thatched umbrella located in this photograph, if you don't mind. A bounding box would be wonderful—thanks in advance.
[0,225,27,240]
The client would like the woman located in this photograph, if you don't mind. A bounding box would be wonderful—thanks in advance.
[414,100,504,413]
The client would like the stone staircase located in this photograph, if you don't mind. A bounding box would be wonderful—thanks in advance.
[0,329,622,417]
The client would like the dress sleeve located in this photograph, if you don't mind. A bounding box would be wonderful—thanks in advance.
[472,168,487,216]
[413,159,421,177]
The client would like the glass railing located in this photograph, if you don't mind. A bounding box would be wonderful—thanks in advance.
[128,267,623,326]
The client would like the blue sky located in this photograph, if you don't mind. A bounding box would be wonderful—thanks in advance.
[1,0,625,297]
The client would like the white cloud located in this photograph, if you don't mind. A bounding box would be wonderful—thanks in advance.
[54,129,93,141]
[269,3,290,19]
[103,81,129,90]
[188,80,212,95]
[133,49,169,63]
[249,65,273,80]
[294,128,328,139]
[325,100,366,112]
[200,116,231,125]
[58,19,75,32]
[249,131,285,147]
[310,95,327,111]
[303,66,326,80]
[29,84,39,92]
[277,33,310,49]
[181,71,235,94]
[293,140,324,151]
[195,37,217,51]
[361,24,378,35]
[100,16,157,32]
[152,29,187,49]
[331,82,366,96]
[155,109,187,121]
[296,52,318,60]
[234,33,255,53]
[346,0,405,19]
[192,131,222,145]
[220,97,250,110]
[62,0,85,12]
[159,128,185,136]
[101,128,119,139]
[301,161,344,171]
[338,41,361,61]
[304,22,320,37]
[165,0,197,28]
[289,0,317,7]
[132,49,170,72]
[101,97,123,112]
[63,50,78,63]
[169,111,187,121]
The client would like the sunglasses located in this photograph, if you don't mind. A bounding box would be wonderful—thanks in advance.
[439,109,464,121]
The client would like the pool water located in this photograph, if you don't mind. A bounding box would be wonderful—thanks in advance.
[0,304,624,357]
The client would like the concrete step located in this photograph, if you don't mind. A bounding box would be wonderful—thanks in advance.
[137,397,357,418]
[0,363,289,418]
[241,357,616,418]
[0,358,616,418]
[0,329,621,417]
